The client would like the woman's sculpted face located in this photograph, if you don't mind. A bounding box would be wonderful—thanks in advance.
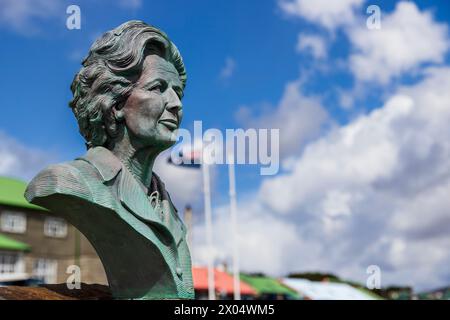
[117,53,184,151]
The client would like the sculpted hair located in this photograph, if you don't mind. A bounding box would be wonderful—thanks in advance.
[69,20,186,148]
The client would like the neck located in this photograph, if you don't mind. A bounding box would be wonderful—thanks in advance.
[111,131,159,189]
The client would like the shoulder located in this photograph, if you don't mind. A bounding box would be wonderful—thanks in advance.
[25,160,94,204]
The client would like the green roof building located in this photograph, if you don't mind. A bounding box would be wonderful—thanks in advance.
[0,177,45,211]
[240,274,301,300]
[0,176,107,284]
[0,233,30,252]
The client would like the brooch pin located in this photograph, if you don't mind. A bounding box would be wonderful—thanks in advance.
[148,190,164,220]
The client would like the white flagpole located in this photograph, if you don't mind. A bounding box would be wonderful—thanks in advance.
[184,205,193,252]
[228,152,241,300]
[202,149,215,300]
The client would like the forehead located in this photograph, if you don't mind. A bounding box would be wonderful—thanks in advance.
[139,54,181,86]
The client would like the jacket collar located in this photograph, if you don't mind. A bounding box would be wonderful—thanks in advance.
[78,147,184,245]
[80,146,122,182]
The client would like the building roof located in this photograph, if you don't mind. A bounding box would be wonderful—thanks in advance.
[0,233,31,251]
[417,286,450,300]
[0,176,45,211]
[239,274,300,298]
[281,278,378,300]
[192,267,257,296]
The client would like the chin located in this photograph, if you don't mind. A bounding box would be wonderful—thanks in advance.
[151,136,177,152]
[160,140,176,151]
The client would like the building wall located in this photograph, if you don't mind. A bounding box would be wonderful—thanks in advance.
[51,256,107,284]
[0,204,107,285]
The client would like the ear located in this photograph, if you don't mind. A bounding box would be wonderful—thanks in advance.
[112,105,124,122]
[102,102,124,143]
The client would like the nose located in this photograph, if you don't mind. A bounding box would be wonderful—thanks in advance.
[165,88,182,114]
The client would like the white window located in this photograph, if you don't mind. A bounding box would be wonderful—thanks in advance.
[0,252,19,274]
[33,259,58,284]
[44,217,68,238]
[0,211,27,234]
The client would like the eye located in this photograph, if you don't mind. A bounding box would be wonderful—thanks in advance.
[149,83,163,92]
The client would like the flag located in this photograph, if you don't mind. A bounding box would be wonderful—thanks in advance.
[167,148,202,169]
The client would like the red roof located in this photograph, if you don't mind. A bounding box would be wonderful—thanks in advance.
[192,267,256,296]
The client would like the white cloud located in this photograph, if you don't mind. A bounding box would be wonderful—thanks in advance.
[192,198,305,275]
[0,131,56,180]
[279,0,364,30]
[219,57,236,80]
[260,94,412,214]
[202,67,450,290]
[296,33,327,59]
[204,0,450,291]
[349,2,450,84]
[0,0,61,34]
[236,80,331,159]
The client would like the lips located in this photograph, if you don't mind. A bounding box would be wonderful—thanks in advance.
[159,118,178,130]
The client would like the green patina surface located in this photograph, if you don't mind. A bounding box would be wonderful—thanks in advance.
[25,21,194,300]
[240,274,300,299]
[0,233,31,251]
[0,176,45,211]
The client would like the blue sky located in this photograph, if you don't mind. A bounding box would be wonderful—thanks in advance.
[1,0,450,291]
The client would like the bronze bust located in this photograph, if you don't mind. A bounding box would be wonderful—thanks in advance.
[25,21,194,299]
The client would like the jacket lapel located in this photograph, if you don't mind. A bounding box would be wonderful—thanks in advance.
[152,173,185,246]
[118,167,165,226]
[119,168,185,246]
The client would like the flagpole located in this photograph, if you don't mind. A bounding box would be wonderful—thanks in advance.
[202,151,215,300]
[228,152,241,300]
[184,205,193,253]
